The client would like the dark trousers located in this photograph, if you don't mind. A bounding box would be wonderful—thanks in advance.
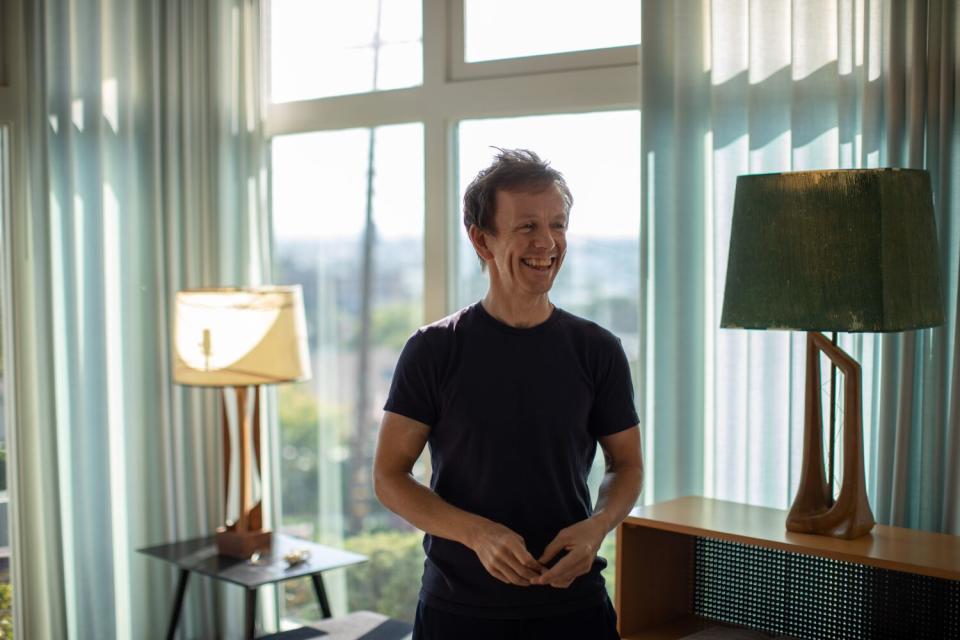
[412,595,620,640]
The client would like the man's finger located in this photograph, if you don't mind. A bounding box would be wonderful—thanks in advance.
[505,556,541,581]
[507,545,544,579]
[535,551,579,585]
[496,562,532,586]
[513,545,543,569]
[486,548,532,585]
[488,565,518,585]
[537,536,567,566]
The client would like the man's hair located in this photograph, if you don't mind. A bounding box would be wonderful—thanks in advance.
[462,148,573,236]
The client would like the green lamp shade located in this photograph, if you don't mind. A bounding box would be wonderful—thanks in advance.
[721,169,944,332]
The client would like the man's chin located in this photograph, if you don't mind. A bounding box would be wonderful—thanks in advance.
[519,280,557,296]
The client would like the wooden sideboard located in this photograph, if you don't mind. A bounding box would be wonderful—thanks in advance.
[615,496,960,639]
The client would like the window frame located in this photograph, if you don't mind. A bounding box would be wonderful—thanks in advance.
[264,0,640,322]
[0,125,12,640]
[0,0,24,637]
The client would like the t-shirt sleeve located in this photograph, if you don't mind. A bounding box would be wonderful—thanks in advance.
[383,330,440,427]
[588,335,640,437]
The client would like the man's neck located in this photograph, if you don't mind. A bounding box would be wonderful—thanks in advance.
[481,291,554,328]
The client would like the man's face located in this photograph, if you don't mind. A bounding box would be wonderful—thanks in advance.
[476,184,568,298]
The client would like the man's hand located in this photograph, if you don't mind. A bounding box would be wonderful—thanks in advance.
[469,520,545,586]
[533,517,607,589]
[534,426,644,589]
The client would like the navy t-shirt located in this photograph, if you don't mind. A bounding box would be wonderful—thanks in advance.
[383,302,639,619]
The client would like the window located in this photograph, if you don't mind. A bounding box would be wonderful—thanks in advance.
[266,0,639,626]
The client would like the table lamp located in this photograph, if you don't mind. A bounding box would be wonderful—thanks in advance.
[173,286,311,557]
[721,169,944,539]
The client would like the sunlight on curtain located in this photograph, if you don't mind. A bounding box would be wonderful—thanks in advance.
[643,0,960,534]
[0,126,13,637]
[11,1,267,638]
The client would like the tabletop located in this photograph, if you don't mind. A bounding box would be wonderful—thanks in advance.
[138,533,367,589]
[625,496,960,581]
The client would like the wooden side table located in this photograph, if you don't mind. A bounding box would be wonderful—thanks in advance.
[140,533,367,640]
[615,497,960,639]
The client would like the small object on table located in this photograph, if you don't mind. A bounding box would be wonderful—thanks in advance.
[284,548,311,567]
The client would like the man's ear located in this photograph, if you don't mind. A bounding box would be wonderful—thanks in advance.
[468,225,494,263]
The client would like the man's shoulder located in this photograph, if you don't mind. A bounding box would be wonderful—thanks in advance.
[554,308,622,347]
[417,304,478,336]
[406,304,479,355]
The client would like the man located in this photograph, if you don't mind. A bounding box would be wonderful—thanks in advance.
[373,149,643,639]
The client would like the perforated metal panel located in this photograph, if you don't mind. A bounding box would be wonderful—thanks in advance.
[693,537,960,639]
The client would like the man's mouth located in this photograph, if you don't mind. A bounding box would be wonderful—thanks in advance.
[521,257,555,271]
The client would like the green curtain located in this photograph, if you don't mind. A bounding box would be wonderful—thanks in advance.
[641,0,959,534]
[8,0,267,637]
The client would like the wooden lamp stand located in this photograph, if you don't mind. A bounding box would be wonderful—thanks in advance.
[216,385,272,558]
[786,332,875,539]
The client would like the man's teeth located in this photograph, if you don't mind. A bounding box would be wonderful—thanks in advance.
[522,258,553,269]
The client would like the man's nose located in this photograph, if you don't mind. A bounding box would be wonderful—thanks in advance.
[532,227,555,250]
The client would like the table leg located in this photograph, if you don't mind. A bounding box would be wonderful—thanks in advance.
[310,574,332,619]
[245,588,257,640]
[165,569,190,640]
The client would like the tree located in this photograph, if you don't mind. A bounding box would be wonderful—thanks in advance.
[344,530,424,623]
[0,582,12,639]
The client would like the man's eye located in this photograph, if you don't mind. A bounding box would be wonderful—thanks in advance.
[520,224,534,231]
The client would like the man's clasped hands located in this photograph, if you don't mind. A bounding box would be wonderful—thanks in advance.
[468,517,608,589]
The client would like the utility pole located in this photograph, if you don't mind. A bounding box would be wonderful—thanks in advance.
[349,0,384,535]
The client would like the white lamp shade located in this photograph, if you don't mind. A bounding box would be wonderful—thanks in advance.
[173,286,312,386]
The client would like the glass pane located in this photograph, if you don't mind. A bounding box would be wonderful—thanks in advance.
[464,0,640,62]
[456,112,640,593]
[270,0,423,103]
[376,42,423,92]
[272,122,425,624]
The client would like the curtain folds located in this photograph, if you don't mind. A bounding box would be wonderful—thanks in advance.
[641,0,960,534]
[10,0,266,638]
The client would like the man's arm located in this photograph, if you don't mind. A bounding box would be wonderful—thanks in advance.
[373,410,544,586]
[534,425,644,588]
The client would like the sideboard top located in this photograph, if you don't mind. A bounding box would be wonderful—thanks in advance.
[625,496,960,581]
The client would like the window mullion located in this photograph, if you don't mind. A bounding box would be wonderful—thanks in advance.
[422,0,451,322]
[423,0,449,88]
[423,116,454,322]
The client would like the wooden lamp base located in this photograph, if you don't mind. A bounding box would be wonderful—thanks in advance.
[216,527,272,559]
[216,385,272,559]
[786,332,875,539]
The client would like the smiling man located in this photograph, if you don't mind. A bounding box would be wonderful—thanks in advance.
[373,149,643,639]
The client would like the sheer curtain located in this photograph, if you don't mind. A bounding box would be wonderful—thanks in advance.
[641,0,959,534]
[8,0,268,638]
